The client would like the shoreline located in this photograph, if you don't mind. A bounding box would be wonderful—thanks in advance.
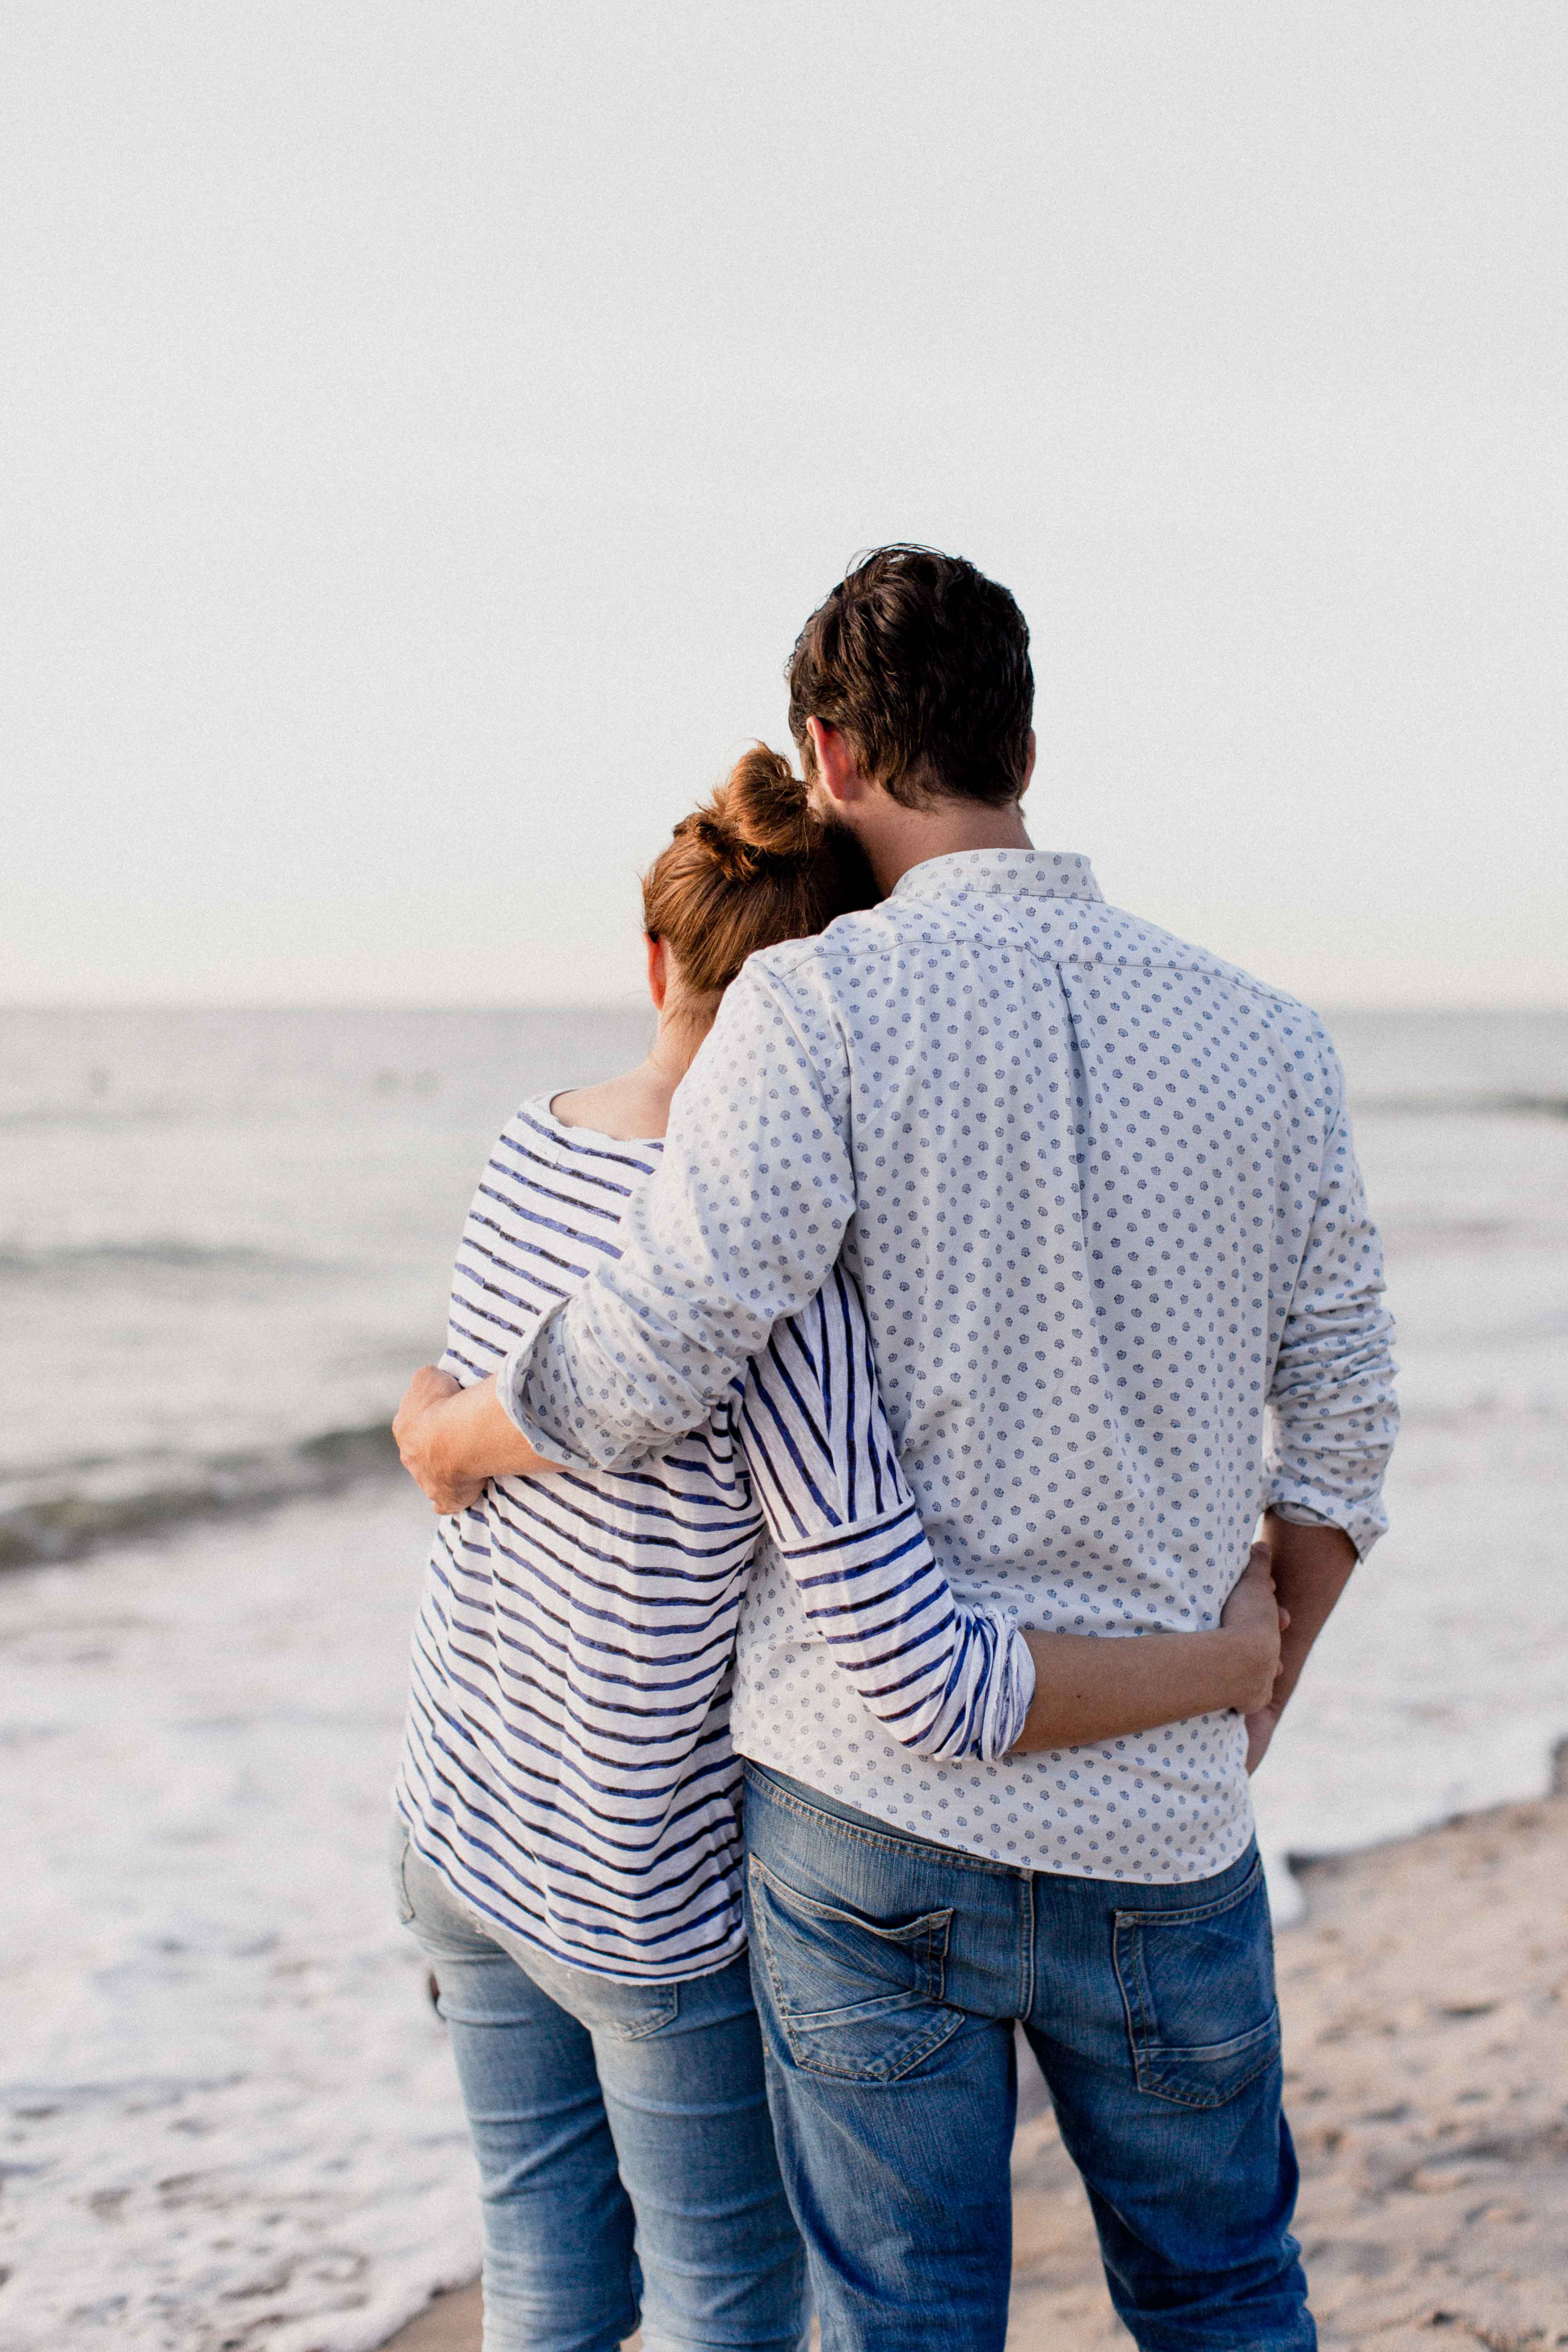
[385,1747,1568,2351]
[0,1426,403,1572]
[5,1404,1560,2349]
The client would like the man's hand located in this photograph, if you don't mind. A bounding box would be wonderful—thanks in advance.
[393,1365,567,1515]
[394,1367,486,1514]
[1218,1541,1290,1718]
[1240,1513,1360,1776]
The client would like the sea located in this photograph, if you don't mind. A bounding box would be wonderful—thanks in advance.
[2,1004,1566,2350]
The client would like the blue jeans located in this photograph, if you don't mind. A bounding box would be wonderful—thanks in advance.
[393,1824,808,2352]
[742,1765,1312,2352]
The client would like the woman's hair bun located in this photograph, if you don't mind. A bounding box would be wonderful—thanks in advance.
[719,745,819,859]
[681,746,819,881]
[643,742,876,997]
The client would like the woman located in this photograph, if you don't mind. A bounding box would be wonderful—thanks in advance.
[391,750,1283,2352]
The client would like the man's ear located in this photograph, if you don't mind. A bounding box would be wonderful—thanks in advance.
[1019,729,1037,799]
[644,934,668,1012]
[804,717,864,806]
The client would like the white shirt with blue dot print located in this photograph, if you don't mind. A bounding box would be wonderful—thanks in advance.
[506,850,1399,1884]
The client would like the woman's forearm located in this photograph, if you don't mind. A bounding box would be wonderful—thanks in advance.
[1010,1625,1272,1753]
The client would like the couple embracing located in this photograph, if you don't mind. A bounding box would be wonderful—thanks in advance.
[391,548,1398,2352]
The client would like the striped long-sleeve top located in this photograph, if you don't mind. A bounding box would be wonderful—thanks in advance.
[394,1096,1033,1983]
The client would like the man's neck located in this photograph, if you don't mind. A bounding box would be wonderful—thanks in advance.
[853,795,1034,896]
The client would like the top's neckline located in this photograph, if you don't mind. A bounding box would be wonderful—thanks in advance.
[531,1092,669,1154]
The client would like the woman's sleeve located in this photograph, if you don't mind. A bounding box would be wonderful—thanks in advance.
[734,1264,1035,1763]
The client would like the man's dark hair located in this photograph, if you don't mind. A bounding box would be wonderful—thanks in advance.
[786,546,1034,809]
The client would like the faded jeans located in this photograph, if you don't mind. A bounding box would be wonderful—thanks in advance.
[393,1822,807,2352]
[743,1764,1313,2352]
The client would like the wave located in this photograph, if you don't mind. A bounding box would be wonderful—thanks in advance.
[0,1240,326,1278]
[0,1423,402,1571]
[1356,1090,1568,1119]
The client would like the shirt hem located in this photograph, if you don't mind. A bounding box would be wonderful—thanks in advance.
[397,1799,749,1989]
[729,1733,1257,1888]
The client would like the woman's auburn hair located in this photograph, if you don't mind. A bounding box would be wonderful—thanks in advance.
[642,747,878,997]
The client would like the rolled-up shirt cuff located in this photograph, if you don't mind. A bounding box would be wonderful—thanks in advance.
[990,1612,1036,1760]
[497,1317,604,1476]
[1265,1486,1387,1562]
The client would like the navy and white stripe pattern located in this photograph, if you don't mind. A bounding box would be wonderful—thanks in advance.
[396,1100,1030,1984]
[739,1274,1027,1766]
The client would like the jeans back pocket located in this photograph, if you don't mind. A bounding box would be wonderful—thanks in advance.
[1113,1853,1281,2109]
[748,1855,962,2084]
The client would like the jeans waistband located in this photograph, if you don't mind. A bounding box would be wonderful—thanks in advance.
[744,1763,1261,1903]
[743,1761,1032,1880]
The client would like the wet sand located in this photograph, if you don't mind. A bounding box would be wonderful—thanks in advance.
[385,1751,1568,2351]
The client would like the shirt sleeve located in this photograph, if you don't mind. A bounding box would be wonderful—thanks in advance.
[499,955,857,1474]
[735,1263,1035,1763]
[1264,1055,1399,1558]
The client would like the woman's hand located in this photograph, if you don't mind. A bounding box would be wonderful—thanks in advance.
[393,1365,567,1515]
[394,1367,486,1513]
[1011,1540,1290,1754]
[1243,1703,1283,1776]
[1218,1541,1290,1720]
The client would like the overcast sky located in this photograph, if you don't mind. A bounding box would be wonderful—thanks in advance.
[3,3,1563,1011]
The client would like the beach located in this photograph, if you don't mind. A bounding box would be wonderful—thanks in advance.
[1009,1753,1568,2350]
[2,1005,1565,2347]
[0,1485,481,2352]
[386,1754,1568,2350]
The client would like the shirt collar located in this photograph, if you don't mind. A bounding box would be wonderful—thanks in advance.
[889,849,1103,906]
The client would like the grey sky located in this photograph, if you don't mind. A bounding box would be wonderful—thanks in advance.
[3,3,1563,1009]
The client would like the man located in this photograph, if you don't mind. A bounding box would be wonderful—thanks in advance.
[478,549,1397,2347]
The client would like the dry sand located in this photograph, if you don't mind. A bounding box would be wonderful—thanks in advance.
[385,1751,1568,2352]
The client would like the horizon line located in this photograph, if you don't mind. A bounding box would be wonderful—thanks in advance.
[5,998,1567,1020]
